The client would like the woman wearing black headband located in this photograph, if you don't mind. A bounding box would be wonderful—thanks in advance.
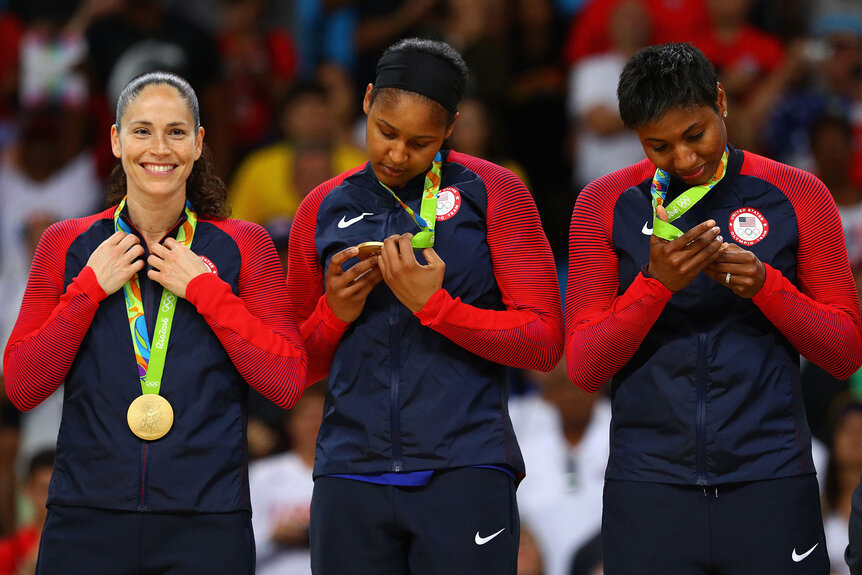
[286,38,564,574]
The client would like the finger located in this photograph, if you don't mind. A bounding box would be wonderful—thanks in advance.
[107,230,129,245]
[675,220,718,249]
[146,254,164,272]
[124,243,145,263]
[685,229,723,255]
[421,247,442,266]
[397,235,416,262]
[349,265,383,287]
[328,247,359,276]
[341,257,379,283]
[149,241,171,258]
[380,235,404,269]
[656,205,669,223]
[381,234,403,256]
[117,232,141,252]
[689,235,727,268]
[711,247,751,265]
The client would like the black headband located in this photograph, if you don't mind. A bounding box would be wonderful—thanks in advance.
[374,50,465,114]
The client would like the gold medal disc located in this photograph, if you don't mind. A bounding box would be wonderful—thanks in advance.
[356,241,384,260]
[127,394,174,440]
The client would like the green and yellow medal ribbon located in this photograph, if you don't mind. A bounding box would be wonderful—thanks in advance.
[649,148,729,241]
[378,151,442,248]
[113,196,197,395]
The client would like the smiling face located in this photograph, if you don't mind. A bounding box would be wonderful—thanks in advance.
[363,86,455,189]
[110,83,204,203]
[636,86,728,186]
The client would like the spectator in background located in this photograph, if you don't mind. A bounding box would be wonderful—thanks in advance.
[440,0,510,111]
[697,0,785,152]
[799,111,862,445]
[0,108,102,484]
[563,0,709,66]
[351,0,444,99]
[315,61,364,150]
[510,359,610,575]
[446,95,529,185]
[0,449,53,575]
[823,398,862,575]
[505,0,570,257]
[249,384,325,575]
[517,523,546,575]
[0,10,21,150]
[567,0,649,192]
[292,0,356,78]
[567,532,602,575]
[228,81,365,227]
[217,0,297,173]
[761,11,862,182]
[810,111,862,270]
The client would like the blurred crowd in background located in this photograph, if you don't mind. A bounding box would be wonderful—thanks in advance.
[0,0,862,573]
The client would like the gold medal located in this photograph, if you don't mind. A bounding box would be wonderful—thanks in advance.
[127,394,174,440]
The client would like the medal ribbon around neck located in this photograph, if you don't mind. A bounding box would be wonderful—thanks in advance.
[113,196,197,395]
[650,148,729,241]
[378,151,442,248]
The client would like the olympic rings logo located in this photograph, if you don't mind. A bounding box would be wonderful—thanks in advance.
[145,381,160,388]
[161,293,176,313]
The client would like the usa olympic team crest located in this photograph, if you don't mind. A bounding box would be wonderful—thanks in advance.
[436,187,461,221]
[199,256,218,274]
[728,208,768,246]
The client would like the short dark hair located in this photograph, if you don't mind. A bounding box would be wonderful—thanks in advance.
[617,42,719,129]
[107,71,229,219]
[370,38,468,126]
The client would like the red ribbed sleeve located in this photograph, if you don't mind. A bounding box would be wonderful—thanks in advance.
[744,154,862,378]
[565,160,670,392]
[187,219,307,408]
[286,171,356,385]
[3,215,108,411]
[413,152,563,371]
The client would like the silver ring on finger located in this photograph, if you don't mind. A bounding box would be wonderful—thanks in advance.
[725,272,732,284]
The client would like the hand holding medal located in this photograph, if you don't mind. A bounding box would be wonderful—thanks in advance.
[324,244,383,323]
[647,207,727,293]
[377,233,445,313]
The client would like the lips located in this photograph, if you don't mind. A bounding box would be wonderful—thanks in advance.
[678,164,707,182]
[379,164,405,178]
[142,163,177,174]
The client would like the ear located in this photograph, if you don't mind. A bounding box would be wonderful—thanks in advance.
[443,111,459,140]
[362,84,374,115]
[716,82,728,117]
[110,125,122,159]
[194,126,204,161]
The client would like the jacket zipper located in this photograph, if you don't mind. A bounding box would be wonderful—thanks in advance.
[120,212,182,510]
[139,256,153,510]
[696,331,707,486]
[386,209,402,472]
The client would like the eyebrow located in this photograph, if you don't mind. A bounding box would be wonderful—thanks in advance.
[644,121,701,143]
[127,120,191,128]
[377,118,437,141]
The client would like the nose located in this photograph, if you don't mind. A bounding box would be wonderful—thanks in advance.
[388,140,407,165]
[673,144,697,172]
[152,133,170,155]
